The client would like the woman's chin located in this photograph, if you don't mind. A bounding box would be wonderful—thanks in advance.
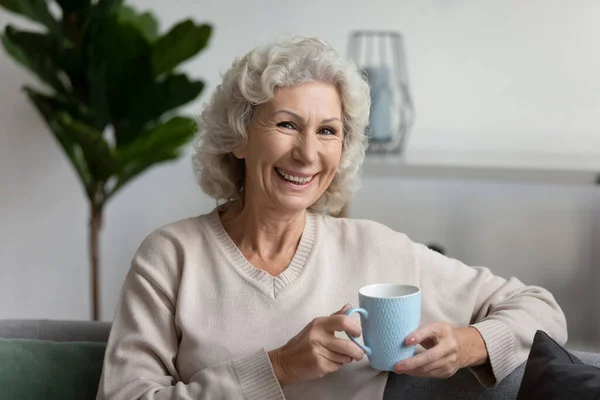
[273,195,319,213]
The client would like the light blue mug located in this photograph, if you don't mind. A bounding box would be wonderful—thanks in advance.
[345,283,421,371]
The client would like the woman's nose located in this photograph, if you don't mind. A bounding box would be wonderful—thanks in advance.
[292,131,318,166]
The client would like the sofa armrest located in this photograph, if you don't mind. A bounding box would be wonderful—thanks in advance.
[0,319,111,342]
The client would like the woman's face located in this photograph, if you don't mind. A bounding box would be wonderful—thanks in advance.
[235,82,344,213]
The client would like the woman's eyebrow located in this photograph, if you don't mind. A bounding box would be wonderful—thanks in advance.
[272,110,341,123]
[271,110,302,120]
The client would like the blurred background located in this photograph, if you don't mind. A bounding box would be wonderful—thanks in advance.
[1,0,599,352]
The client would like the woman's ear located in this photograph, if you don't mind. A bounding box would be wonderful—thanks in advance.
[232,146,246,159]
[232,136,249,159]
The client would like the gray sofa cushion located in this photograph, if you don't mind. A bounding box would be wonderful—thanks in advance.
[384,350,600,399]
[0,338,106,400]
[384,364,524,400]
[2,320,599,399]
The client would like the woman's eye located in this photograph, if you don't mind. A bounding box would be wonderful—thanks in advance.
[319,127,337,136]
[277,121,295,130]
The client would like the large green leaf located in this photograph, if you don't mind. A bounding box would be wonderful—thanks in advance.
[55,0,90,16]
[86,61,110,125]
[85,15,154,127]
[56,113,119,183]
[94,0,123,15]
[124,73,204,139]
[117,116,196,168]
[117,5,159,42]
[24,86,101,130]
[0,0,60,34]
[152,21,211,77]
[4,26,61,59]
[55,0,91,43]
[25,87,94,197]
[1,27,67,93]
[3,25,79,77]
[151,74,204,116]
[107,116,196,199]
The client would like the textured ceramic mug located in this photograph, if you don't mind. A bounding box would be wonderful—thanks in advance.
[345,283,421,371]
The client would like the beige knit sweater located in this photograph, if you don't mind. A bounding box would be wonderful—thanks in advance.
[96,209,568,400]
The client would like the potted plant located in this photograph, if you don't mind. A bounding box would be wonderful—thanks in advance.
[0,0,212,320]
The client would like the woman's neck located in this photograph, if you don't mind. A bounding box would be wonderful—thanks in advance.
[220,202,306,274]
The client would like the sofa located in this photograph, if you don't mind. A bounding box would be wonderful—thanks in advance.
[1,319,599,399]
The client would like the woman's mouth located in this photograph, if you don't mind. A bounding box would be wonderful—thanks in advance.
[275,167,316,186]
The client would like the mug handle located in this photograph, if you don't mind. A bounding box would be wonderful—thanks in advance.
[344,307,372,356]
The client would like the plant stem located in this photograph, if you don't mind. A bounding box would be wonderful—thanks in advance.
[90,193,103,321]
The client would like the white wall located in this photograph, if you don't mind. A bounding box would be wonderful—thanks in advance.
[350,180,600,350]
[1,1,599,349]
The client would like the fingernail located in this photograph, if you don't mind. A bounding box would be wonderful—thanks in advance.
[406,336,416,344]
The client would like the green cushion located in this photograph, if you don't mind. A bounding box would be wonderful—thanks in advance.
[0,338,106,400]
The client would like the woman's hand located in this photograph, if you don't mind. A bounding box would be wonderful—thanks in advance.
[268,304,365,387]
[393,322,488,378]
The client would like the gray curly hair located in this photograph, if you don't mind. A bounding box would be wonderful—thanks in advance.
[193,36,370,213]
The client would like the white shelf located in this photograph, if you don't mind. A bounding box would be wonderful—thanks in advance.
[362,150,600,186]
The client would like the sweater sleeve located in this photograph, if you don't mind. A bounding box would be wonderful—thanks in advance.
[413,241,568,387]
[96,231,285,400]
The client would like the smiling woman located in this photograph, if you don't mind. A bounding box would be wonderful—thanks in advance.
[220,82,346,276]
[96,37,568,400]
[194,37,369,216]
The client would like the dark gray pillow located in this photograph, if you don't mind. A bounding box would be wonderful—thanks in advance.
[517,330,600,399]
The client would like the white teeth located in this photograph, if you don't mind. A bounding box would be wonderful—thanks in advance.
[276,168,313,184]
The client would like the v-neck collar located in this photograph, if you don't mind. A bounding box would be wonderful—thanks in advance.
[206,209,318,299]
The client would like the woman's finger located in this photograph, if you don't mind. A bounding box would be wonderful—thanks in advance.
[330,304,352,316]
[405,322,451,348]
[393,342,451,373]
[322,314,362,338]
[405,353,457,376]
[324,337,365,361]
[318,347,354,365]
[408,362,459,379]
